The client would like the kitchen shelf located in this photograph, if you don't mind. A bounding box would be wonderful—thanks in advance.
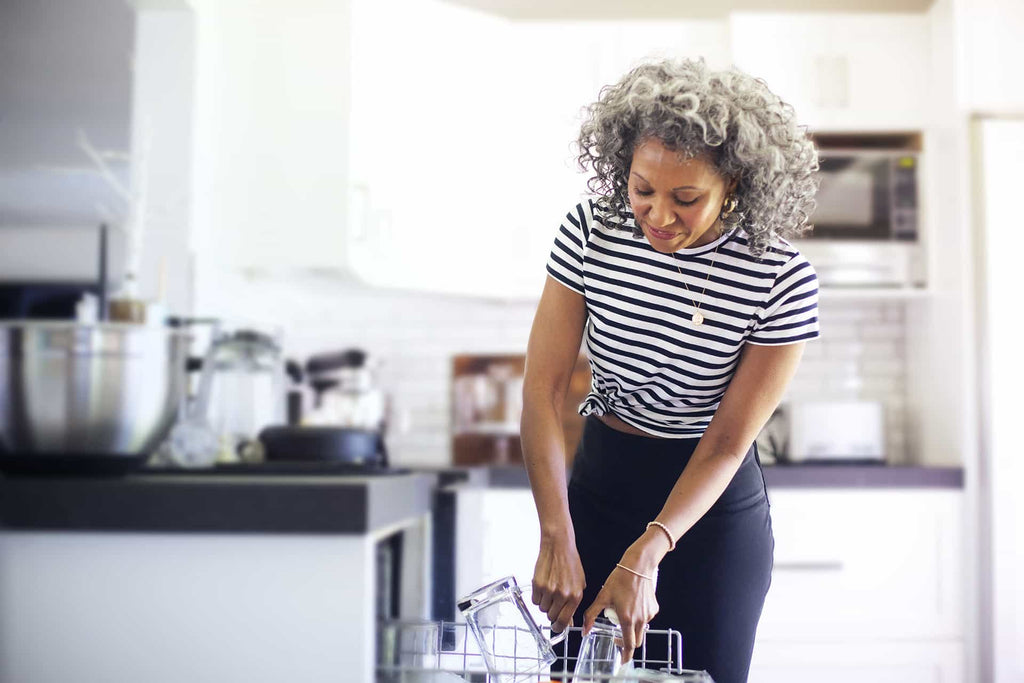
[453,422,521,437]
[818,286,932,301]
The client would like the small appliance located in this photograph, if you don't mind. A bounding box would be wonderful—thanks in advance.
[785,400,886,464]
[797,137,925,288]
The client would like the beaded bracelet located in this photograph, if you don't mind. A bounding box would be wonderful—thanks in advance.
[646,520,677,552]
[614,562,656,582]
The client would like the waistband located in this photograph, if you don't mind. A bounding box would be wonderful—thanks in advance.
[569,415,767,518]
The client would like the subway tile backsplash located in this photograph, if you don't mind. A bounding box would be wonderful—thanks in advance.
[197,272,908,466]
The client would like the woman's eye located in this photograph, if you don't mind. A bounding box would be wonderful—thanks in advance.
[632,188,697,206]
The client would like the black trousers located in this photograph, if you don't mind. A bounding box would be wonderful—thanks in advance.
[558,416,774,683]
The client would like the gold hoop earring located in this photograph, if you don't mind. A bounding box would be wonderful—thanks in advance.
[720,195,738,220]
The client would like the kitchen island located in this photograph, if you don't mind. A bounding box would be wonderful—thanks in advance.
[0,470,436,683]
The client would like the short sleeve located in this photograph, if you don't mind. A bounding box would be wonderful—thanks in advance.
[747,251,820,346]
[545,202,590,295]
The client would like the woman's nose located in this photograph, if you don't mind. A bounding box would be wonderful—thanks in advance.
[648,197,674,227]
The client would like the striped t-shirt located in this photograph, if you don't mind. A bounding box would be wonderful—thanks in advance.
[546,199,820,439]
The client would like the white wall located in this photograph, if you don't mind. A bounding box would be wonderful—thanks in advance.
[131,7,196,312]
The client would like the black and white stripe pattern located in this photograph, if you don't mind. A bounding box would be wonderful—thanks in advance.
[546,199,820,439]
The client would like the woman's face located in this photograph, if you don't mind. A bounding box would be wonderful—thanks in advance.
[627,137,736,253]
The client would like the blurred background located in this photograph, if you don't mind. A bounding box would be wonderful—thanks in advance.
[0,0,1021,681]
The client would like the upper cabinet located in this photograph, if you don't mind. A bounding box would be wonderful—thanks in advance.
[349,2,733,299]
[347,0,540,298]
[189,0,352,271]
[190,4,947,298]
[729,13,932,132]
[956,0,1024,112]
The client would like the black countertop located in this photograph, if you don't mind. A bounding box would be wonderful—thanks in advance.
[0,469,437,534]
[0,463,963,536]
[479,464,964,489]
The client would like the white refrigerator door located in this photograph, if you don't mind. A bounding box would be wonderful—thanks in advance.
[974,116,1024,683]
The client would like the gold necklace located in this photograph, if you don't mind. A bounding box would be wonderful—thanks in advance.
[671,233,723,326]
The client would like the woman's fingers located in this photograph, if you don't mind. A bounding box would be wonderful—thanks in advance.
[582,588,609,635]
[536,588,554,613]
[632,622,647,663]
[532,539,586,632]
[554,594,579,634]
[619,621,637,663]
[543,584,582,633]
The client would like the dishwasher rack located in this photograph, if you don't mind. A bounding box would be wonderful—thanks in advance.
[377,619,713,682]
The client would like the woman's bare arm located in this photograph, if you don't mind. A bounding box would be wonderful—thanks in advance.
[521,275,588,632]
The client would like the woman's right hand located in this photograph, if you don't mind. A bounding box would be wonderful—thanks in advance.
[531,532,586,634]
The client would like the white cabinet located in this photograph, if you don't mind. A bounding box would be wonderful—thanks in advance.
[751,488,965,682]
[454,487,539,599]
[750,641,964,683]
[349,6,735,299]
[956,0,1024,112]
[348,0,543,298]
[729,13,932,132]
[189,0,353,271]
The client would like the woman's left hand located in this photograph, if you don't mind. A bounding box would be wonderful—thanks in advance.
[582,559,660,664]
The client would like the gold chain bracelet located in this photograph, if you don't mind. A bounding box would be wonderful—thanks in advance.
[614,562,656,582]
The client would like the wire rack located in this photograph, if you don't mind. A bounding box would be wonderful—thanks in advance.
[377,620,714,682]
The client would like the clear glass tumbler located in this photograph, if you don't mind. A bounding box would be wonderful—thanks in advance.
[378,620,440,682]
[573,620,625,682]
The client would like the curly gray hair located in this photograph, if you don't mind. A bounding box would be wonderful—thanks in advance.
[576,58,819,257]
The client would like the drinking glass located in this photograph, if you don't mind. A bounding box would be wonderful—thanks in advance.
[378,620,440,682]
[573,620,625,682]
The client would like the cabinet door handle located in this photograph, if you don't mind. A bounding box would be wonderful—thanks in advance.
[774,561,844,572]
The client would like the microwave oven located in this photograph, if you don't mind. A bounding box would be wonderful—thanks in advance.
[796,148,925,287]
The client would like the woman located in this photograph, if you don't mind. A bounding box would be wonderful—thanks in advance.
[521,59,819,683]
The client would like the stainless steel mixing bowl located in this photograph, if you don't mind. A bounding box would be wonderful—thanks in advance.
[0,321,189,470]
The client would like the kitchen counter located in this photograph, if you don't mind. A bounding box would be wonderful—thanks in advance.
[0,469,436,534]
[475,464,964,489]
[0,468,436,683]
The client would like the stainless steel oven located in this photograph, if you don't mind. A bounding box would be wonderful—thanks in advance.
[798,148,925,287]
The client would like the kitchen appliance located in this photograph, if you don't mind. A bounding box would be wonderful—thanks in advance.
[245,347,391,468]
[457,575,567,682]
[192,326,286,463]
[797,137,925,287]
[304,348,388,431]
[785,400,886,463]
[0,321,188,472]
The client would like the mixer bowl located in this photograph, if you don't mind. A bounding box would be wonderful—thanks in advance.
[0,321,188,472]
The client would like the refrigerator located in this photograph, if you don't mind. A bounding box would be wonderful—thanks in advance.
[972,115,1024,683]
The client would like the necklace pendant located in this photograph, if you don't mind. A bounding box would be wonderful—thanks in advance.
[692,312,704,325]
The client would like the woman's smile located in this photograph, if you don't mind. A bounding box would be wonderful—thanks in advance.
[646,224,683,241]
[647,223,688,241]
